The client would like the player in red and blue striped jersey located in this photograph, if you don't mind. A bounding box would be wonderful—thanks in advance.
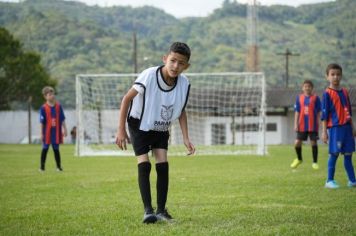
[321,63,356,188]
[39,86,67,172]
[291,80,321,170]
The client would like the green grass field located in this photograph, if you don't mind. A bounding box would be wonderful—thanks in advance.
[1,144,356,235]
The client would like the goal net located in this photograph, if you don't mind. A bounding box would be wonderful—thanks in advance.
[75,72,267,156]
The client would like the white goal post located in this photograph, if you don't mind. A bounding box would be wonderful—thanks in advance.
[75,72,267,156]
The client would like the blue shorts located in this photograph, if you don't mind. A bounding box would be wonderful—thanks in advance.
[328,124,355,154]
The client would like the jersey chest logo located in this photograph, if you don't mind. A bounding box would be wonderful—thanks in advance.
[161,105,174,121]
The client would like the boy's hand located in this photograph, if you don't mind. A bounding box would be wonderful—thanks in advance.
[353,129,356,137]
[184,138,195,156]
[116,128,129,150]
[321,131,328,144]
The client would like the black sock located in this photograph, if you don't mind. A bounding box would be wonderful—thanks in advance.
[138,162,153,212]
[156,162,169,213]
[53,149,62,169]
[312,145,318,163]
[40,148,49,169]
[295,146,302,161]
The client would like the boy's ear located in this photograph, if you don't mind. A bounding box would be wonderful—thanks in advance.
[162,55,167,64]
[184,63,190,70]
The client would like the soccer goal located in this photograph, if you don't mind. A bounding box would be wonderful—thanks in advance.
[75,72,267,156]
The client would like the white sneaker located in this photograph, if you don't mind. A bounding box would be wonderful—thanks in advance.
[325,180,339,189]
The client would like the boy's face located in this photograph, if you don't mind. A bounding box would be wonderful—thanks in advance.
[302,83,313,95]
[44,91,55,103]
[163,52,190,78]
[326,69,342,87]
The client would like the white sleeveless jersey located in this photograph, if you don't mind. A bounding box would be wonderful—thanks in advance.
[128,66,190,131]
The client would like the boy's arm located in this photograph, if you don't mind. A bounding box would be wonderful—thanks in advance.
[320,92,328,143]
[62,121,67,137]
[351,120,356,137]
[39,107,45,142]
[40,123,44,141]
[317,111,321,125]
[294,112,299,131]
[178,110,195,155]
[346,94,356,136]
[116,88,138,150]
[294,96,300,131]
[321,120,328,144]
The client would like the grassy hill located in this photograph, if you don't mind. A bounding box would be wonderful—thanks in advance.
[0,0,355,108]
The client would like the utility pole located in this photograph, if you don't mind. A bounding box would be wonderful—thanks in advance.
[133,31,138,73]
[246,0,259,72]
[28,96,32,144]
[277,48,300,88]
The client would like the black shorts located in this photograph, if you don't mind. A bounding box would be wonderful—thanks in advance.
[296,131,319,141]
[127,117,169,156]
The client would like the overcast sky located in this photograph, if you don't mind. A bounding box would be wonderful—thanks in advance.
[1,0,335,18]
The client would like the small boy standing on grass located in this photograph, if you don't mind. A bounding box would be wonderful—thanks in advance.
[321,63,356,188]
[39,86,67,172]
[291,80,321,170]
[116,42,195,224]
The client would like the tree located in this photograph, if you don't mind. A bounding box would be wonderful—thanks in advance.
[0,27,56,110]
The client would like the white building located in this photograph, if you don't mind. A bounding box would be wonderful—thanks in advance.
[1,87,355,145]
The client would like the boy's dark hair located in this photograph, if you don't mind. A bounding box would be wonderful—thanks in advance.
[169,42,191,61]
[303,79,314,88]
[326,63,342,75]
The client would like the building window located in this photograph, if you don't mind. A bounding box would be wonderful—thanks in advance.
[266,123,277,131]
[212,124,226,145]
[230,123,259,132]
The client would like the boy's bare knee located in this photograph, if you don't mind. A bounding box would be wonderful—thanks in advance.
[153,149,168,163]
[137,154,149,164]
[295,140,302,147]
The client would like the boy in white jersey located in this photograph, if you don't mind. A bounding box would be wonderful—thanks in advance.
[116,42,195,224]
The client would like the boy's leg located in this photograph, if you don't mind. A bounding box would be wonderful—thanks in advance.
[137,154,157,223]
[311,144,318,163]
[52,144,62,170]
[344,154,356,183]
[40,144,50,170]
[310,138,319,170]
[325,126,340,188]
[291,138,303,168]
[137,155,153,212]
[153,148,173,221]
[153,149,169,213]
[327,153,338,182]
[342,125,356,185]
[310,134,318,162]
[295,139,303,161]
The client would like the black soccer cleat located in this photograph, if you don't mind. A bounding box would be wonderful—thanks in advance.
[143,208,157,224]
[156,209,173,222]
